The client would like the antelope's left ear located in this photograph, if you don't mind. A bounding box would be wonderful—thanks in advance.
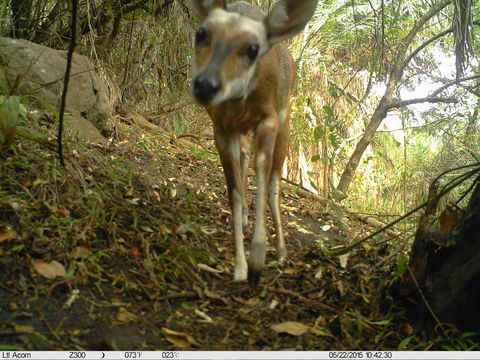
[191,0,227,20]
[264,0,318,47]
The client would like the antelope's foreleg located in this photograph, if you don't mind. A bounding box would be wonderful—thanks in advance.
[240,135,250,229]
[215,132,248,281]
[248,118,278,285]
[268,109,290,263]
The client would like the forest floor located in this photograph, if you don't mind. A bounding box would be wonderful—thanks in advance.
[0,113,457,351]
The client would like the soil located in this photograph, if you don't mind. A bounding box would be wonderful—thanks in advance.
[0,119,445,351]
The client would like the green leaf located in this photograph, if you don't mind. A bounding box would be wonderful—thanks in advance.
[323,105,334,118]
[64,267,76,279]
[320,156,329,164]
[0,344,23,350]
[327,86,339,99]
[395,253,407,279]
[398,335,414,350]
[313,126,325,141]
[370,319,391,326]
[11,244,25,252]
[311,155,321,162]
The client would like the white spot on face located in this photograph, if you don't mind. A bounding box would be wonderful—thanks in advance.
[208,9,267,44]
[209,7,237,24]
[213,65,256,105]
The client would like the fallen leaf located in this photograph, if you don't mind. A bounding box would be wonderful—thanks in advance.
[158,224,172,235]
[269,299,279,310]
[0,229,18,243]
[175,223,198,235]
[322,224,332,231]
[129,247,140,260]
[55,209,70,218]
[339,253,349,268]
[13,324,35,334]
[194,309,212,322]
[50,260,66,277]
[336,281,346,297]
[32,179,48,187]
[70,246,91,259]
[63,289,80,309]
[32,260,57,279]
[141,226,154,233]
[115,307,139,324]
[204,288,228,304]
[200,225,217,235]
[309,327,334,337]
[150,191,161,202]
[161,327,200,348]
[197,263,223,274]
[271,321,309,336]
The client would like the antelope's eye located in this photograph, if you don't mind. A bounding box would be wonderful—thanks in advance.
[195,26,208,44]
[246,43,260,61]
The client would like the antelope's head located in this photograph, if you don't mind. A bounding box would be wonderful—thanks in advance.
[190,0,318,106]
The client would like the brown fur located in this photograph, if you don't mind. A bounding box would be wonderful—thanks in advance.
[191,0,317,283]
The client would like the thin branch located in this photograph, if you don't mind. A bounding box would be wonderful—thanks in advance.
[405,20,480,67]
[375,117,449,133]
[58,0,78,166]
[386,74,480,110]
[430,74,480,96]
[405,28,453,65]
[386,97,458,110]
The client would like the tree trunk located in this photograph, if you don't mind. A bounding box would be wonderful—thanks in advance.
[401,177,480,331]
[335,1,451,197]
[336,99,389,195]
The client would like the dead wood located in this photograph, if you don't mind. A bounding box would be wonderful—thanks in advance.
[285,180,401,238]
[402,177,480,331]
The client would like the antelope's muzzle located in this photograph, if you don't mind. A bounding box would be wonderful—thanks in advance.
[193,75,221,104]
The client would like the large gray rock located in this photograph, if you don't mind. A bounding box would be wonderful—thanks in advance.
[0,37,111,133]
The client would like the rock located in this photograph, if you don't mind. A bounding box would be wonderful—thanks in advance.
[0,37,112,140]
[64,112,107,145]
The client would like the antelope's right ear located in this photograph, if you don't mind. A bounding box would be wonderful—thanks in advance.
[264,0,318,47]
[191,0,227,20]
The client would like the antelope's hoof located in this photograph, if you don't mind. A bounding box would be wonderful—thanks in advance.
[278,247,287,263]
[248,267,261,286]
[234,263,248,282]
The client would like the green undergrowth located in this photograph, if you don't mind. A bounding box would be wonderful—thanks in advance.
[0,117,217,301]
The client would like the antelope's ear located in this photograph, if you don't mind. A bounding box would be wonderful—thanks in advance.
[191,0,227,20]
[264,0,318,47]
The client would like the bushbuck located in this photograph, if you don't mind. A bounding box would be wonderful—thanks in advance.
[190,0,318,284]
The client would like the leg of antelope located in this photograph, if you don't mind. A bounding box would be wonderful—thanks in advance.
[248,118,278,285]
[215,131,248,281]
[240,135,250,229]
[268,109,290,263]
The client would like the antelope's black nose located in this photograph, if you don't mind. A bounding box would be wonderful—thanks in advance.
[193,76,221,104]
